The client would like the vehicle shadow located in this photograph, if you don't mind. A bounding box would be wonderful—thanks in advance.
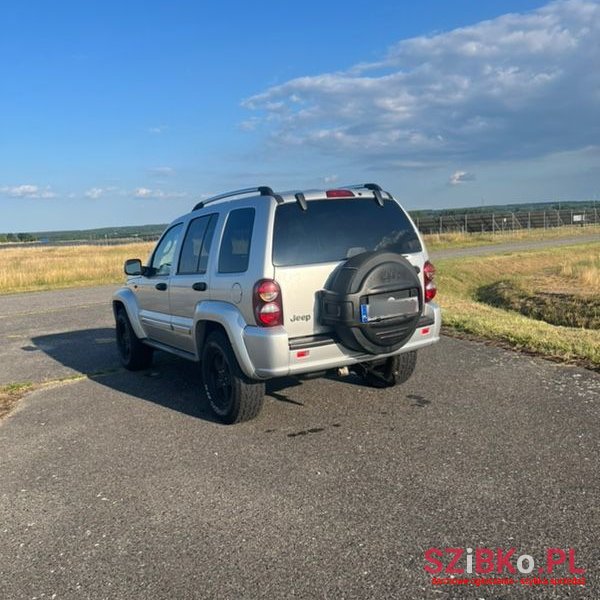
[31,328,305,422]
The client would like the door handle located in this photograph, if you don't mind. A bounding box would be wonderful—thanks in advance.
[155,282,168,291]
[192,282,207,291]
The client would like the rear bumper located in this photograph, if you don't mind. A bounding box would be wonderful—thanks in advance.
[241,302,441,379]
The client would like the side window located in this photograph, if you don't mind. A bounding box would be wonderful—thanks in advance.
[218,208,255,274]
[150,223,183,276]
[178,214,217,274]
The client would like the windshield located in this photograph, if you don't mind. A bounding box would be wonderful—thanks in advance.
[272,198,422,267]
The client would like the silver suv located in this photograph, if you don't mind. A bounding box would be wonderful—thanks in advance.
[113,184,440,423]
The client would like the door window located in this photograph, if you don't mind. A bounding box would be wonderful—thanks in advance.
[218,208,255,273]
[178,214,217,274]
[150,223,183,276]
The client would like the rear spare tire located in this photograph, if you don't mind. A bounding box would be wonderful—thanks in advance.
[319,251,422,354]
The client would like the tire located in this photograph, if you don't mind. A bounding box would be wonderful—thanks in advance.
[360,351,417,389]
[115,308,153,371]
[320,251,423,355]
[201,331,265,424]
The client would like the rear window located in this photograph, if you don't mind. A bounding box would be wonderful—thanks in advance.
[272,198,422,267]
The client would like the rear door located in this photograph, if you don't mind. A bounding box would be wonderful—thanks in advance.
[272,197,425,340]
[168,213,218,353]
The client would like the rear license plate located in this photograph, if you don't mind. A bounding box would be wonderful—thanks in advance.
[363,292,419,321]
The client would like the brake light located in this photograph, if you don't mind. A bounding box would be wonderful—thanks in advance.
[253,279,283,327]
[423,260,437,302]
[326,189,355,198]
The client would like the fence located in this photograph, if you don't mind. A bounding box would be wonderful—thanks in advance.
[413,207,600,235]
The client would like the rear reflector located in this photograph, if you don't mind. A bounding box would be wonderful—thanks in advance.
[326,189,355,198]
[296,350,310,358]
[421,327,430,335]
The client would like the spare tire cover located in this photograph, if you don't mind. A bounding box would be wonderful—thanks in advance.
[319,251,423,354]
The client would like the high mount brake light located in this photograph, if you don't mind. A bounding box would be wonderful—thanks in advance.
[423,261,437,302]
[253,279,283,327]
[326,189,355,198]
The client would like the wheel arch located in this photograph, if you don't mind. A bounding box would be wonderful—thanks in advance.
[112,288,146,340]
[193,301,259,379]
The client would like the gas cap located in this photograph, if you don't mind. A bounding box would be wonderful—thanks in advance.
[231,283,243,304]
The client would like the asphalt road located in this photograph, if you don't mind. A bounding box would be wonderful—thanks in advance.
[1,266,599,598]
[428,233,599,260]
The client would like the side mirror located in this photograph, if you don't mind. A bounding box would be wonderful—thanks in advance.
[124,258,143,276]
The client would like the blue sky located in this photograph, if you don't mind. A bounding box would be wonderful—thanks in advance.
[1,0,599,232]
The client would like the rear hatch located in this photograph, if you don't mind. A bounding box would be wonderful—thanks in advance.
[272,195,426,340]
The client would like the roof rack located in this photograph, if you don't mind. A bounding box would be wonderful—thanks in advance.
[193,186,283,211]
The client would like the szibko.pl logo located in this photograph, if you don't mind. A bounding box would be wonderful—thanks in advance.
[424,547,585,576]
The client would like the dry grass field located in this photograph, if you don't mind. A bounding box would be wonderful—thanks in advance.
[0,242,154,294]
[0,225,597,294]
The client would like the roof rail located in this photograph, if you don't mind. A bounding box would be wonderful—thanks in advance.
[193,186,283,211]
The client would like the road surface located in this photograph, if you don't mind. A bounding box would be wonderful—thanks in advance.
[0,245,599,598]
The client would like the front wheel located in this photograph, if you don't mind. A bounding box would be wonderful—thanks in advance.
[115,309,153,370]
[357,351,417,388]
[201,331,265,424]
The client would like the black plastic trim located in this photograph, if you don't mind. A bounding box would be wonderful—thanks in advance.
[294,192,308,211]
[417,315,435,328]
[289,334,338,350]
[259,186,284,203]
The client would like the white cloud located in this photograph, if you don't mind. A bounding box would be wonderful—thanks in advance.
[449,171,476,185]
[149,166,175,177]
[133,187,187,199]
[238,117,260,131]
[0,184,56,198]
[242,1,600,166]
[84,187,104,199]
[134,187,154,198]
[323,174,339,184]
[148,125,168,134]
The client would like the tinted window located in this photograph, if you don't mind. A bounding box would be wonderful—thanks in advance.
[272,199,421,267]
[218,208,255,273]
[178,214,217,274]
[150,223,183,276]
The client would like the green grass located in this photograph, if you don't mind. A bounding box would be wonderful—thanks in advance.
[476,281,600,329]
[437,242,600,370]
[0,382,34,420]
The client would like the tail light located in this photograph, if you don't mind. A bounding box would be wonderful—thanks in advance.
[253,279,283,327]
[423,260,437,302]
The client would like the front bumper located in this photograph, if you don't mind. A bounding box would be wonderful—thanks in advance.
[241,302,441,380]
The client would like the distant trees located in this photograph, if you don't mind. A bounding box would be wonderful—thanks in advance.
[0,232,37,243]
